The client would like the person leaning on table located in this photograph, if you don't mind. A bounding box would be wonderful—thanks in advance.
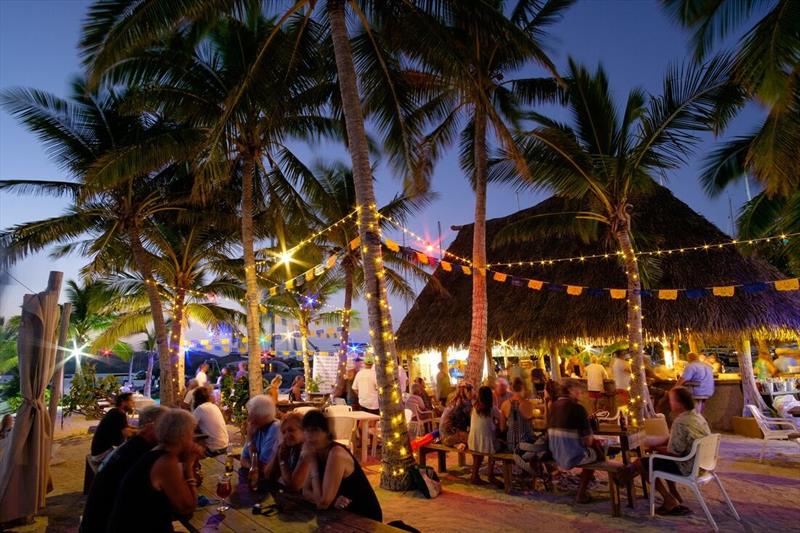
[639,386,711,517]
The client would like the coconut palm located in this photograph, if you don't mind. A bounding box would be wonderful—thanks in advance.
[0,316,21,374]
[0,80,193,404]
[494,58,738,423]
[81,0,430,491]
[662,0,800,198]
[391,0,573,385]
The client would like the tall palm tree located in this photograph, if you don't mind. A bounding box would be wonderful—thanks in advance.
[0,81,191,404]
[495,58,737,423]
[392,0,573,385]
[662,0,800,198]
[80,0,428,490]
[0,316,21,374]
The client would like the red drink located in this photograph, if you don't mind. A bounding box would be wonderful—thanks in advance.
[216,480,232,499]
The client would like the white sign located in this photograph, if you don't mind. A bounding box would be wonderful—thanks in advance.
[313,352,340,393]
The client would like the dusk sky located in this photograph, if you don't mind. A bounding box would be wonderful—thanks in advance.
[1,0,761,341]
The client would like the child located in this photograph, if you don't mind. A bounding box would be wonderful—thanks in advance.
[468,386,498,484]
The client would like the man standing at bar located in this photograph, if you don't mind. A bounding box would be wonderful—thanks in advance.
[677,353,714,414]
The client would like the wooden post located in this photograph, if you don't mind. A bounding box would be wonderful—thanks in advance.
[549,342,562,383]
[738,336,769,414]
[485,346,496,387]
[49,302,71,434]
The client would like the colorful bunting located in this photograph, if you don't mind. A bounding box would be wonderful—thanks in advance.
[415,252,429,265]
[441,261,452,272]
[349,237,361,250]
[566,285,583,296]
[462,265,472,275]
[528,279,543,290]
[326,255,337,269]
[712,286,735,297]
[305,271,315,282]
[385,238,400,252]
[493,272,507,283]
[609,289,626,299]
[775,278,799,291]
[269,287,278,296]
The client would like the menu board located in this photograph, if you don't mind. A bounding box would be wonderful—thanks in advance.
[313,352,340,393]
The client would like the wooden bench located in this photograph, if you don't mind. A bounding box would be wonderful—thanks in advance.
[417,443,517,494]
[580,461,641,517]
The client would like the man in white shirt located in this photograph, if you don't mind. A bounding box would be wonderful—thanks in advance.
[611,350,632,406]
[584,356,608,411]
[352,358,380,414]
[195,362,210,388]
[192,386,229,455]
[182,379,199,410]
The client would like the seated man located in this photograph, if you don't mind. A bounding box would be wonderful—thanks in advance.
[677,352,714,414]
[81,405,167,533]
[90,392,136,457]
[181,379,199,410]
[548,379,602,503]
[641,386,711,516]
[192,386,229,456]
[240,394,281,476]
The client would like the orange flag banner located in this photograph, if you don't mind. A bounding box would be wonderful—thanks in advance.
[775,278,799,291]
[658,289,678,300]
[493,272,507,283]
[566,285,583,296]
[609,289,626,299]
[528,279,543,290]
[712,286,735,297]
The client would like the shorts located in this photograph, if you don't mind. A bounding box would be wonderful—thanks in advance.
[616,390,630,405]
[641,456,685,478]
[588,391,603,399]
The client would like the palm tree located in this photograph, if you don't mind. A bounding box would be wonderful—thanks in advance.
[662,0,799,197]
[80,0,428,491]
[289,160,434,393]
[139,329,157,397]
[0,81,190,404]
[495,58,737,424]
[0,316,21,374]
[392,0,573,385]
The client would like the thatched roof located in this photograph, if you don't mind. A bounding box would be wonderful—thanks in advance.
[396,186,800,352]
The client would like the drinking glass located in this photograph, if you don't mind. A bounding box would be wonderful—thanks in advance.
[216,474,232,513]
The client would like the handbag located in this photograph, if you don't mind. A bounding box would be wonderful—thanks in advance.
[409,464,442,499]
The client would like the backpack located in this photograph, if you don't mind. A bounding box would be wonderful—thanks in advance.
[410,464,442,498]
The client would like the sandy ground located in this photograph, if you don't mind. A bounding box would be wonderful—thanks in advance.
[4,415,799,532]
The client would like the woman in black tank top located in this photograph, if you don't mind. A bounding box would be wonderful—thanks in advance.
[107,409,203,532]
[300,410,382,522]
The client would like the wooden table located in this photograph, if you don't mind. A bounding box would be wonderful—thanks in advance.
[595,424,648,500]
[327,411,381,463]
[277,401,323,413]
[181,454,400,532]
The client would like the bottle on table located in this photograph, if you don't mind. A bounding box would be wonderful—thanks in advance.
[225,445,235,474]
[618,411,627,431]
[248,450,260,491]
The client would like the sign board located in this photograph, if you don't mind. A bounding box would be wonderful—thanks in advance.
[312,352,340,393]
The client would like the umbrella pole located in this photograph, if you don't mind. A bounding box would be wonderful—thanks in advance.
[49,303,71,433]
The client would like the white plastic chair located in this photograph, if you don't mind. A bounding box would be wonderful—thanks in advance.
[746,404,800,462]
[331,397,347,406]
[324,404,353,415]
[327,415,356,454]
[648,434,740,531]
[293,406,317,416]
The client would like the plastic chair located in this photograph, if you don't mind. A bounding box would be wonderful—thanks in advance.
[405,402,435,438]
[331,397,347,406]
[648,434,740,531]
[327,415,356,454]
[324,404,353,415]
[746,404,800,462]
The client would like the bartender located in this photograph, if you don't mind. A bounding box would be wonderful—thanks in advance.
[773,349,799,375]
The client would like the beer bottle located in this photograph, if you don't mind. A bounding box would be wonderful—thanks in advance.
[248,451,260,491]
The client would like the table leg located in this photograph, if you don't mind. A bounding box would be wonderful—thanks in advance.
[437,451,446,473]
[620,435,630,466]
[361,420,369,463]
[502,461,512,494]
[609,474,621,517]
[419,449,427,468]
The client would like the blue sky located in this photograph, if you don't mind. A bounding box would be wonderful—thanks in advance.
[0,0,760,340]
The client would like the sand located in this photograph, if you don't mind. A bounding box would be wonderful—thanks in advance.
[4,414,799,532]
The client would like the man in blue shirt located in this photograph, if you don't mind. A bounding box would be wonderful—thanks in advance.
[677,353,715,414]
[241,395,281,476]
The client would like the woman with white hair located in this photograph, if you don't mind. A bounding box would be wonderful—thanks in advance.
[240,394,281,477]
[107,408,203,532]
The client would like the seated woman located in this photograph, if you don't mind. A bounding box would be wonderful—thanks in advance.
[241,395,282,475]
[268,375,282,404]
[414,377,438,414]
[548,379,603,503]
[265,412,310,491]
[301,410,382,521]
[641,386,710,516]
[405,383,433,427]
[499,378,535,451]
[468,386,499,485]
[107,408,203,532]
[288,376,305,402]
[439,382,472,447]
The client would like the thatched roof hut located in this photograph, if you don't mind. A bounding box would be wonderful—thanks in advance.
[396,186,800,352]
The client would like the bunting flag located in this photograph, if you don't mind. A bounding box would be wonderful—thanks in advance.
[385,238,400,252]
[511,277,525,287]
[493,272,507,283]
[349,237,361,250]
[528,279,543,290]
[775,278,799,291]
[415,252,429,264]
[566,285,583,296]
[305,271,315,282]
[314,264,326,276]
[461,265,472,275]
[326,255,337,269]
[441,260,452,272]
[609,289,626,299]
[658,289,678,300]
[285,279,295,290]
[712,286,735,297]
[269,287,278,296]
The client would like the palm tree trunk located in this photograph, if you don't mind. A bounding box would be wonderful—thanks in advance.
[335,261,354,396]
[614,226,654,425]
[170,290,186,398]
[129,224,174,405]
[737,336,770,414]
[241,154,263,398]
[144,351,154,398]
[465,109,489,386]
[300,320,311,388]
[328,0,413,490]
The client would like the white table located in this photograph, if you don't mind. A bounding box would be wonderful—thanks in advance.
[133,396,156,412]
[326,410,380,463]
